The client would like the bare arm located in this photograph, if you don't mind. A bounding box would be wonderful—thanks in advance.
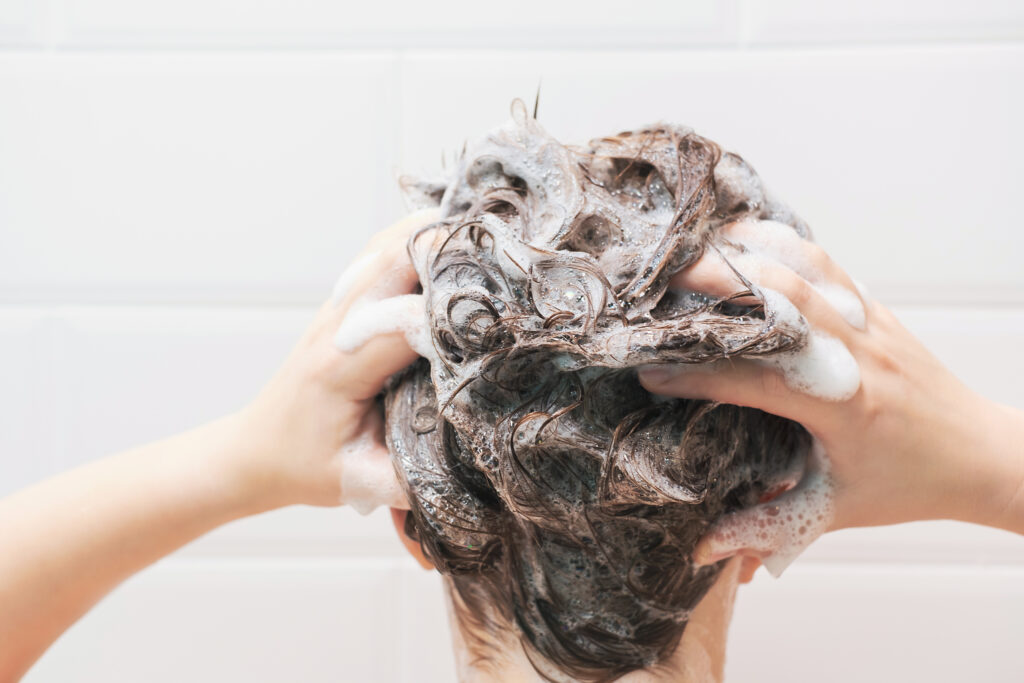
[0,210,437,681]
[0,416,273,681]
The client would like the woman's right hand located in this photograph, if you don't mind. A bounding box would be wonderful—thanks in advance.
[638,220,1024,566]
[232,209,439,513]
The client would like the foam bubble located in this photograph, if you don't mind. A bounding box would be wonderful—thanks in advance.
[338,428,405,515]
[728,219,866,330]
[852,277,872,302]
[815,282,866,330]
[760,439,834,576]
[756,288,861,401]
[330,250,380,305]
[702,439,834,578]
[333,294,432,358]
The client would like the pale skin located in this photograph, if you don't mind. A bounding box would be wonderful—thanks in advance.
[639,220,1024,566]
[1,213,1022,682]
[430,553,751,683]
[0,209,436,682]
[393,220,1024,682]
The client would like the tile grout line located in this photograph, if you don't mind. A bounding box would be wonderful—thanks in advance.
[0,38,1023,54]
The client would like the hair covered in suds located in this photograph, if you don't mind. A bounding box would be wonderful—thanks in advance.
[384,101,813,682]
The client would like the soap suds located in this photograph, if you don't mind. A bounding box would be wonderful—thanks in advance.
[756,288,861,401]
[334,294,431,357]
[330,250,380,305]
[338,426,406,515]
[725,219,866,330]
[852,277,872,302]
[382,107,844,681]
[815,282,867,331]
[699,439,834,577]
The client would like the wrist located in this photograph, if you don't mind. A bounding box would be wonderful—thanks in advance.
[206,411,297,516]
[941,399,1024,533]
[977,403,1024,533]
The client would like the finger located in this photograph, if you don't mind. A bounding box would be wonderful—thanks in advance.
[336,300,426,400]
[339,417,410,513]
[720,220,866,330]
[335,291,427,350]
[693,440,834,578]
[720,220,861,299]
[638,359,829,427]
[329,208,440,315]
[673,246,858,344]
[313,254,418,348]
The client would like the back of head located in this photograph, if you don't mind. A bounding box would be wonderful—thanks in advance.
[385,102,812,682]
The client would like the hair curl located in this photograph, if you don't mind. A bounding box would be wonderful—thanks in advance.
[385,102,812,682]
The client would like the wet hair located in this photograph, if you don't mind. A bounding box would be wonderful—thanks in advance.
[384,102,812,682]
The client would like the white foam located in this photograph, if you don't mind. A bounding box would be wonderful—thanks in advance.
[852,277,872,302]
[330,250,380,305]
[333,294,432,357]
[816,282,866,331]
[729,219,866,330]
[760,439,834,576]
[757,288,861,401]
[338,428,406,515]
[701,439,834,578]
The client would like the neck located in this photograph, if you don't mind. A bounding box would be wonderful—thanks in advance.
[446,558,742,683]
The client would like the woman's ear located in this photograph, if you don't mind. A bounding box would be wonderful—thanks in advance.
[694,441,832,578]
[389,507,434,570]
[738,556,761,584]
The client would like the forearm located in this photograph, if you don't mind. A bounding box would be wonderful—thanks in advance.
[0,414,270,681]
[956,400,1024,534]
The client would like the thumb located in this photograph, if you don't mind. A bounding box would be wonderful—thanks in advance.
[693,440,834,577]
[338,414,410,514]
[333,293,428,400]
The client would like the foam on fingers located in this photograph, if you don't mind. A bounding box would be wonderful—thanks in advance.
[698,439,835,578]
[723,219,866,330]
[338,428,407,514]
[677,248,863,401]
[756,288,861,401]
[333,294,431,358]
[330,250,380,306]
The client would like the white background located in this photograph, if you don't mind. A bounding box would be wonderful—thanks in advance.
[1,1,1023,681]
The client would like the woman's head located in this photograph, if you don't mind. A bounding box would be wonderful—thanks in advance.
[385,103,812,682]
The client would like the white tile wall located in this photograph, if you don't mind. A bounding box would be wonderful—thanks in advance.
[1,1,1021,681]
[0,0,31,44]
[0,54,401,304]
[0,309,61,493]
[22,558,421,683]
[55,0,738,49]
[8,1,1024,48]
[745,0,1024,43]
[400,46,1024,304]
[727,564,1024,683]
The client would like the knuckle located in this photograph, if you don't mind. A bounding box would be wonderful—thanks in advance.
[863,338,902,376]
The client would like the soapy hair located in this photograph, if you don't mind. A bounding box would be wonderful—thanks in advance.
[384,101,812,682]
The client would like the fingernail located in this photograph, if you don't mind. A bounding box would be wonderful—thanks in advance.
[692,543,712,567]
[693,542,730,567]
[637,365,675,385]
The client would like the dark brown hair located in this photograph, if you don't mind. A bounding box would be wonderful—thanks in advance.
[385,103,812,682]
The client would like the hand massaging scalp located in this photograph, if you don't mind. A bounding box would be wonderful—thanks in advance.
[335,101,862,679]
